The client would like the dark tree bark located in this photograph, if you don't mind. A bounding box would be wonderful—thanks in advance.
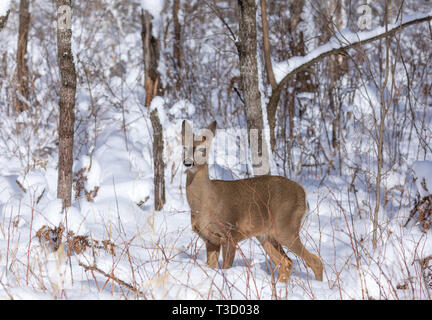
[259,0,276,90]
[56,0,77,209]
[150,107,165,211]
[173,0,182,69]
[141,10,165,211]
[16,0,31,113]
[141,10,161,108]
[237,0,269,175]
[325,0,344,155]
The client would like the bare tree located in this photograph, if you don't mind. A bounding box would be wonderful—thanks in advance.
[142,10,160,109]
[56,0,77,209]
[323,0,345,166]
[372,0,392,249]
[237,0,269,175]
[16,0,30,113]
[141,9,165,211]
[173,0,182,69]
[259,0,276,90]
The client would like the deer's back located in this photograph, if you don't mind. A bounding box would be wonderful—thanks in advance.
[187,174,306,243]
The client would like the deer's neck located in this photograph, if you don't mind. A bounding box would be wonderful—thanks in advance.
[186,164,211,189]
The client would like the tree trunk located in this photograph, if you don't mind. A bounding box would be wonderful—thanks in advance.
[237,0,269,175]
[173,0,182,69]
[16,0,30,113]
[141,10,160,107]
[373,0,391,249]
[327,1,346,152]
[259,0,276,90]
[141,9,165,211]
[150,108,165,211]
[56,0,77,209]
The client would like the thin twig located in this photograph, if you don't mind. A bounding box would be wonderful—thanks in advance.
[78,261,146,298]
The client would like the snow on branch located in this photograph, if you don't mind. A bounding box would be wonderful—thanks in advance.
[0,0,11,17]
[273,11,432,86]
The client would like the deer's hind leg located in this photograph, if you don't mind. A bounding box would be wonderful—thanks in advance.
[257,235,293,282]
[285,236,323,281]
[274,204,324,281]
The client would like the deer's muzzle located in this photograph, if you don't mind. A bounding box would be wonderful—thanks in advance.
[183,158,194,168]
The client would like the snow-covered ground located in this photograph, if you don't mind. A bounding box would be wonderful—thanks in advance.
[0,105,431,299]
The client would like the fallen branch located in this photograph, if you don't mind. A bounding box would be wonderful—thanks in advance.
[78,261,146,298]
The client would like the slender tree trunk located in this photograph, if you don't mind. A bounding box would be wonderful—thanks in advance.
[259,0,276,90]
[142,10,160,108]
[150,107,165,211]
[324,0,344,158]
[173,0,181,69]
[373,0,391,249]
[16,0,30,113]
[237,0,269,175]
[56,0,77,209]
[141,9,165,211]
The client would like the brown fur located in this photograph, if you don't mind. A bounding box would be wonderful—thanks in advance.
[182,120,323,282]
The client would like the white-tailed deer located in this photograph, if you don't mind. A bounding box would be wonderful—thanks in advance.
[182,120,323,282]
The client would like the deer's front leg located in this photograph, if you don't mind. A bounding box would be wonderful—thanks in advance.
[205,240,221,268]
[221,240,236,269]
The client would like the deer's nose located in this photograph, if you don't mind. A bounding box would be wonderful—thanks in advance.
[183,158,194,168]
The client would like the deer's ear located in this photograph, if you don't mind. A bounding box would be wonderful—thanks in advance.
[207,121,217,136]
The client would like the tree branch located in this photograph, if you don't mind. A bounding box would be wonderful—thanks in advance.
[259,0,277,90]
[275,12,432,88]
[266,12,432,151]
[78,261,146,298]
[206,0,238,46]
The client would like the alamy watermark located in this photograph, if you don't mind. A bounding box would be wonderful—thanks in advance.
[57,5,72,31]
[357,3,373,30]
[182,124,270,176]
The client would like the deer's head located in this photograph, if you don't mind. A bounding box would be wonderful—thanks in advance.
[181,120,217,174]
